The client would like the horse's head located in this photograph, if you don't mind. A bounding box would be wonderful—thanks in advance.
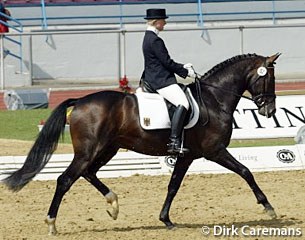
[247,53,281,118]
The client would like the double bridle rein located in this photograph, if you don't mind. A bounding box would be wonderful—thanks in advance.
[194,65,276,108]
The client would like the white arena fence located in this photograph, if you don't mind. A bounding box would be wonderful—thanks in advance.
[0,145,304,181]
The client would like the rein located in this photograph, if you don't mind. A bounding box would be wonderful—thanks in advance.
[195,77,209,125]
[194,73,253,102]
[194,71,275,106]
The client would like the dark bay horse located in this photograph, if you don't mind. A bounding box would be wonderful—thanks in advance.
[3,53,280,235]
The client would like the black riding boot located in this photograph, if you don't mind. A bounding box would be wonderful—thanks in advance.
[167,105,189,154]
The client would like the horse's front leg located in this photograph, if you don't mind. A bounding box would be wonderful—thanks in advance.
[159,157,191,229]
[211,148,276,218]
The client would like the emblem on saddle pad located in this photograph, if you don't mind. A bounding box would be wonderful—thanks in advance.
[144,117,151,126]
[135,87,200,130]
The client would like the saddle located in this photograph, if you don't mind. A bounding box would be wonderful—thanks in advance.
[135,81,200,130]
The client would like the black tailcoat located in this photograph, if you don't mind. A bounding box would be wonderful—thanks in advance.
[142,30,188,90]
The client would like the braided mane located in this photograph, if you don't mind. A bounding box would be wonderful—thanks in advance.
[200,53,259,81]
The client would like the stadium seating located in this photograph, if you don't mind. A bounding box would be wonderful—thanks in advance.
[4,0,120,6]
[5,0,44,3]
[4,0,186,7]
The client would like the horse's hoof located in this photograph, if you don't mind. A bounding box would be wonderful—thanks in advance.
[106,209,118,220]
[265,208,277,219]
[166,224,177,230]
[45,216,58,235]
[105,191,119,220]
[161,220,176,229]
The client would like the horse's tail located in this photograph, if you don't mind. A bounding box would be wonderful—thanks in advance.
[2,98,78,192]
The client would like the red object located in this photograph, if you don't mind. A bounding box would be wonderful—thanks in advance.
[119,75,131,92]
[0,24,8,33]
[0,8,10,33]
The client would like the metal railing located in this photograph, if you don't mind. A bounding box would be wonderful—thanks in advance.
[1,0,305,90]
[0,11,24,90]
[6,0,305,29]
[0,11,23,52]
[1,21,305,90]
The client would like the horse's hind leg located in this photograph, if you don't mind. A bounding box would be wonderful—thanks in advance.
[212,148,276,218]
[45,154,92,235]
[82,147,120,220]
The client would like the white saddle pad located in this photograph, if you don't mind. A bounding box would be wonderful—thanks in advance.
[135,87,199,130]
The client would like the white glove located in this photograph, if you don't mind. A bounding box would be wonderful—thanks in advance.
[187,68,196,78]
[183,63,193,69]
[183,63,196,78]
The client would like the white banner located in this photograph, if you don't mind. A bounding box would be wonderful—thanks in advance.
[1,146,305,181]
[232,95,305,139]
[162,145,305,174]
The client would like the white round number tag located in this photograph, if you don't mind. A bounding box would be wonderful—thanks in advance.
[257,66,267,76]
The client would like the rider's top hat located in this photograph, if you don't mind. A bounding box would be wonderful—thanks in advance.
[144,8,169,20]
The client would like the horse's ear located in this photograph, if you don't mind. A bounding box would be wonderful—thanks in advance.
[266,52,281,64]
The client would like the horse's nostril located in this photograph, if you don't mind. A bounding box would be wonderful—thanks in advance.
[266,107,276,118]
[270,108,276,116]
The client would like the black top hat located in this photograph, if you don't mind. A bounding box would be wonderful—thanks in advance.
[144,8,169,20]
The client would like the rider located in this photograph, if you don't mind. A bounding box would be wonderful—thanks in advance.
[141,8,196,154]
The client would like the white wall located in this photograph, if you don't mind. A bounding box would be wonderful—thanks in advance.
[3,19,305,88]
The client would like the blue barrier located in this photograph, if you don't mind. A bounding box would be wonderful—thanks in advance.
[0,11,23,72]
[5,1,305,29]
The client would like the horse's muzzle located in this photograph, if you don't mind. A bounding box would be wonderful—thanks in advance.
[254,93,276,118]
[258,101,276,118]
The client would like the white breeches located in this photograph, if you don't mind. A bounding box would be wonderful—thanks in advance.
[157,84,190,110]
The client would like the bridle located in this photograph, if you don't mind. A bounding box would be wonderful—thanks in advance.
[194,64,276,108]
[247,64,276,108]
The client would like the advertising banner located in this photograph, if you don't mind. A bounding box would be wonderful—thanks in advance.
[1,145,305,181]
[232,95,305,139]
[162,145,305,174]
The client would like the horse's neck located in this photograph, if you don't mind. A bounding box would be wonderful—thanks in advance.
[201,72,247,114]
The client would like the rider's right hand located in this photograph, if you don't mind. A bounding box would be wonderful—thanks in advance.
[187,68,196,78]
[183,63,196,78]
[183,63,193,69]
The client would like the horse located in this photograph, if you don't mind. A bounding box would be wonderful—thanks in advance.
[2,53,281,235]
